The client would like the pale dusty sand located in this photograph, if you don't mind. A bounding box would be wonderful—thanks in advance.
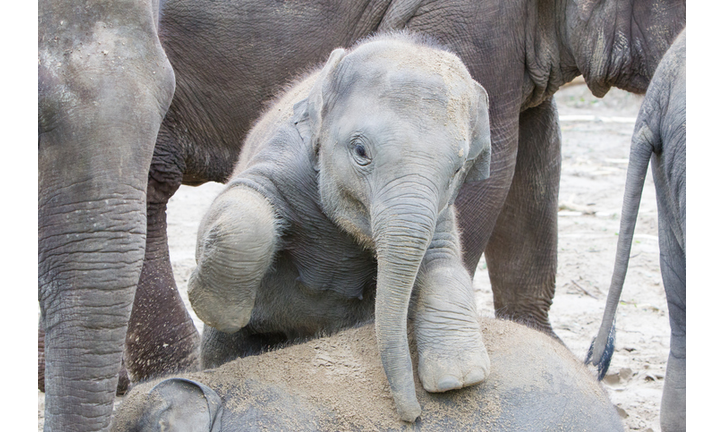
[39,84,673,431]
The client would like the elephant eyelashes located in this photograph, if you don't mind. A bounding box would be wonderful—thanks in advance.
[351,142,371,166]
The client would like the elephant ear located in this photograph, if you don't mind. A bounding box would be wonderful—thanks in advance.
[463,81,492,184]
[293,48,347,154]
[136,378,223,432]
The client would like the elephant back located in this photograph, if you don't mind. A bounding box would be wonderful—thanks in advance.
[114,318,622,431]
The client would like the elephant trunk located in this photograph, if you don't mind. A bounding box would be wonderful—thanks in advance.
[371,179,439,422]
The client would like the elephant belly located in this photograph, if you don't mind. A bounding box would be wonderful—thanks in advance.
[247,252,377,340]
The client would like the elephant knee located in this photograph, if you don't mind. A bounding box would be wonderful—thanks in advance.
[188,186,279,334]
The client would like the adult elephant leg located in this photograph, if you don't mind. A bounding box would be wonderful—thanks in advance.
[456,114,519,274]
[658,217,686,432]
[124,138,200,383]
[484,98,561,335]
[39,315,132,396]
[38,0,175,429]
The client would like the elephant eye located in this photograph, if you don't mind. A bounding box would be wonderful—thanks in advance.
[355,144,367,158]
[351,142,371,166]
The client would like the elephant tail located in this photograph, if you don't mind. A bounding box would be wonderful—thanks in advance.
[585,320,616,380]
[587,122,655,376]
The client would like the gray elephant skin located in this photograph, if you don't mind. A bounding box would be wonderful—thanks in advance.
[38,0,685,430]
[189,34,492,421]
[587,30,686,432]
[38,0,187,430]
[112,318,624,432]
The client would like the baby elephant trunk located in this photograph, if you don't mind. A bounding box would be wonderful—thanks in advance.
[371,182,439,422]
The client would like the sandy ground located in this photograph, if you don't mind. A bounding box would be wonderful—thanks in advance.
[38,83,672,431]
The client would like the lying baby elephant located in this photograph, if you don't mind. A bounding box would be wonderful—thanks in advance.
[112,318,624,431]
[186,33,492,421]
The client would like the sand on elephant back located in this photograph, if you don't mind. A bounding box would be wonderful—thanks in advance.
[114,316,617,432]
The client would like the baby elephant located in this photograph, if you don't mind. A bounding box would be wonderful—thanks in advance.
[112,318,624,431]
[187,33,492,422]
[588,29,686,432]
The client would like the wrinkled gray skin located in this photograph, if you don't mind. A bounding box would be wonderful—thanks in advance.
[588,29,686,432]
[188,34,493,421]
[38,0,685,429]
[37,0,195,430]
[112,318,624,432]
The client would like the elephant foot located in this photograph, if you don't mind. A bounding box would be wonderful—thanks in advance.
[413,294,490,393]
[416,333,490,393]
[413,263,490,393]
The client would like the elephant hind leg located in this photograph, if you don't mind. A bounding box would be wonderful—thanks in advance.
[658,218,686,432]
[485,99,561,338]
[661,336,685,432]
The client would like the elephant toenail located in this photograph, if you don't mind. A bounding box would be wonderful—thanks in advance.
[436,376,463,392]
[465,368,487,385]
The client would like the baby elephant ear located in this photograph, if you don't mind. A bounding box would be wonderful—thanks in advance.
[293,47,347,150]
[464,81,492,184]
[137,378,224,432]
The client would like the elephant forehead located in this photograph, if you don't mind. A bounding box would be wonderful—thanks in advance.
[332,99,467,152]
[382,72,449,107]
[349,38,471,86]
[382,69,476,137]
[340,78,471,133]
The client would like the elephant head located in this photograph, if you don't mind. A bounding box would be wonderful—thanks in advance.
[292,35,491,420]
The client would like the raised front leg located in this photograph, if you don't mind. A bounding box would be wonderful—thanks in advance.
[188,184,279,350]
[412,207,490,393]
[484,98,561,335]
